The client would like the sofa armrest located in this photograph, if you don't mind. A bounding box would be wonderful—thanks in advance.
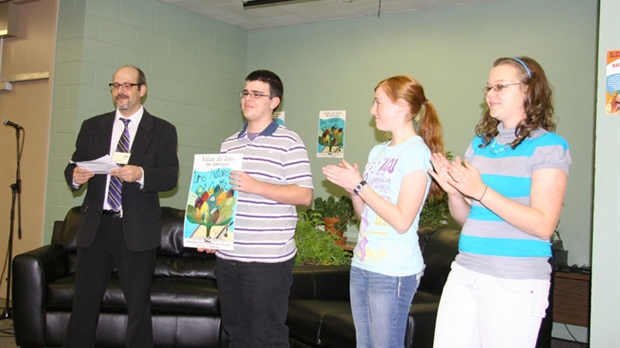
[290,265,351,301]
[12,244,70,346]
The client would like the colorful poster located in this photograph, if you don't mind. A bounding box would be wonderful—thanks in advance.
[273,111,285,126]
[317,110,346,158]
[183,153,242,250]
[606,50,620,115]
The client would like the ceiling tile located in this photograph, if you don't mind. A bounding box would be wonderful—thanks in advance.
[160,0,502,30]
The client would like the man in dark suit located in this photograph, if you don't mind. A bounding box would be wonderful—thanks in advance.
[63,65,178,348]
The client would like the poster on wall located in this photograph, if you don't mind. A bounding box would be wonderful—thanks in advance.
[606,50,620,115]
[273,111,285,126]
[183,153,242,250]
[317,110,346,158]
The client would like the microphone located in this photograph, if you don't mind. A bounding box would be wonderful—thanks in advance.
[3,119,23,129]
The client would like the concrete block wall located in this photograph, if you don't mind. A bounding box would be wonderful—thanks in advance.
[45,0,248,242]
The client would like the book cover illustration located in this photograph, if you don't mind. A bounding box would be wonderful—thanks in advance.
[184,154,243,250]
[317,110,346,158]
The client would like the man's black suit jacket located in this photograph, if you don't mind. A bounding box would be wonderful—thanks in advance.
[64,110,179,252]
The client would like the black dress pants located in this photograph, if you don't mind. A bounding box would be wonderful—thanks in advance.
[63,214,157,348]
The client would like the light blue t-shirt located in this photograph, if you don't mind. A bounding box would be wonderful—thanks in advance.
[351,136,431,277]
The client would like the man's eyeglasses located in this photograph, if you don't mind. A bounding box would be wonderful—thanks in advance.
[240,91,272,99]
[109,83,141,90]
[482,83,521,94]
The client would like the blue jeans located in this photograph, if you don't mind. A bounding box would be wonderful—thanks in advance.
[350,266,420,348]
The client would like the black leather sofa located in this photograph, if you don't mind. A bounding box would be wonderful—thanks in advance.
[286,225,554,348]
[12,206,226,348]
[12,207,552,348]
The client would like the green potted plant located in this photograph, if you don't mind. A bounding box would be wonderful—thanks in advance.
[294,211,352,266]
[419,192,450,227]
[307,195,358,246]
[420,151,454,228]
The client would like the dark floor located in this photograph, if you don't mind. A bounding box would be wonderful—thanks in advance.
[0,314,588,348]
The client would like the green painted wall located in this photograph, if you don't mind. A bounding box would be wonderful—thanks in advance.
[46,0,598,279]
[246,0,597,270]
[591,0,619,346]
[41,0,609,342]
[245,1,598,340]
[44,0,248,241]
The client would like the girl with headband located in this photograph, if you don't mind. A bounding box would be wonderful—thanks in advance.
[429,56,571,348]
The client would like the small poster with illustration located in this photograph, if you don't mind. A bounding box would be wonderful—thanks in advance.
[317,110,346,158]
[606,50,620,115]
[273,111,285,126]
[184,153,242,250]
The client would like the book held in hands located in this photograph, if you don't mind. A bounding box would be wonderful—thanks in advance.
[184,153,242,250]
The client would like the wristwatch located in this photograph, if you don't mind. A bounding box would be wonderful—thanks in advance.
[353,180,367,195]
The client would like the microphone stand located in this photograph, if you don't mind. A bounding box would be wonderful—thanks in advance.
[1,126,23,320]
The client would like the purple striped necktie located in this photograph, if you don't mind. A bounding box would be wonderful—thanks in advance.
[107,118,131,211]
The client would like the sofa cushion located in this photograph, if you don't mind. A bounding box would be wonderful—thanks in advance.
[46,274,220,315]
[46,275,145,313]
[418,227,460,295]
[56,207,189,256]
[288,298,439,348]
[158,207,188,255]
[44,206,222,316]
[289,265,350,301]
[154,254,216,279]
[150,277,220,315]
[320,311,356,348]
[287,300,351,346]
[58,207,81,253]
[411,290,441,305]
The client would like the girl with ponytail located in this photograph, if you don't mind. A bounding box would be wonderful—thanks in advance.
[322,75,444,347]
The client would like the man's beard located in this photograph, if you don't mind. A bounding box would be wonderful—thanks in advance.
[115,95,129,110]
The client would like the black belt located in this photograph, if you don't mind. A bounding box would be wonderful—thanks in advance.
[102,209,122,218]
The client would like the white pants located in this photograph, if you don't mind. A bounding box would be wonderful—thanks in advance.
[433,262,549,348]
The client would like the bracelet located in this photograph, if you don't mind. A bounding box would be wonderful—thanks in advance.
[479,185,488,201]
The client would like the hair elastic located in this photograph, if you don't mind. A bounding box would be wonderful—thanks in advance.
[413,109,422,133]
[512,57,532,78]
